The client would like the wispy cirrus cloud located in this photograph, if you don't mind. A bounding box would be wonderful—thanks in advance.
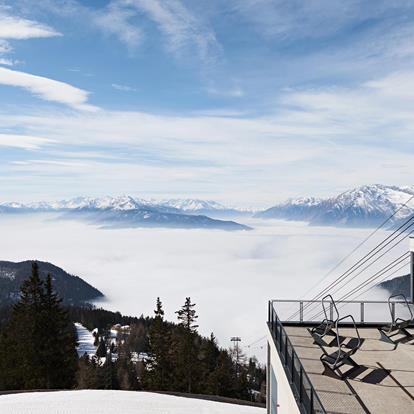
[93,1,143,49]
[91,0,220,62]
[0,66,98,111]
[0,8,61,58]
[128,0,220,61]
[227,0,411,41]
[0,12,61,39]
[111,83,137,92]
[0,39,11,54]
[0,133,53,150]
[16,0,220,62]
[0,58,14,66]
[2,70,414,205]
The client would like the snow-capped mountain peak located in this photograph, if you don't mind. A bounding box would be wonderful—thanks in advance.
[257,184,414,227]
[159,198,227,212]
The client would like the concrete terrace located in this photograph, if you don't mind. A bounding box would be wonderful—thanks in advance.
[285,325,414,413]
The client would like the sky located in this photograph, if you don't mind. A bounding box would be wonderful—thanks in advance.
[1,1,414,207]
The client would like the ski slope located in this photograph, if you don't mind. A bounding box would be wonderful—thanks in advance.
[0,390,265,413]
[75,323,96,358]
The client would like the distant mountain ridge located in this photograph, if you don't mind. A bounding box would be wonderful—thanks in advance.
[0,196,234,213]
[256,184,414,227]
[0,196,250,231]
[377,274,410,298]
[0,260,103,306]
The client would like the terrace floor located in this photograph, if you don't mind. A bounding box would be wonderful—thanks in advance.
[284,325,414,414]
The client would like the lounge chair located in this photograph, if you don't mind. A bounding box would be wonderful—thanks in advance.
[379,294,414,346]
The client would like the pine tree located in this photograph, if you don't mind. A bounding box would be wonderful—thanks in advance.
[143,297,171,390]
[175,297,198,332]
[207,350,236,397]
[41,273,78,388]
[174,297,199,393]
[96,337,107,358]
[199,333,220,394]
[76,355,97,389]
[0,263,77,390]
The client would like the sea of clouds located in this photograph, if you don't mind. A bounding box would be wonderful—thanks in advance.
[0,215,403,360]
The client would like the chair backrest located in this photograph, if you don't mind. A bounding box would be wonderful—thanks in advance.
[335,314,362,355]
[322,294,340,323]
[387,294,414,326]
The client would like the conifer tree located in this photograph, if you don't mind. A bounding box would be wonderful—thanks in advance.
[207,350,235,397]
[199,333,220,393]
[76,355,98,389]
[96,337,107,358]
[41,273,78,388]
[174,297,199,393]
[0,263,77,390]
[144,297,171,390]
[175,297,198,332]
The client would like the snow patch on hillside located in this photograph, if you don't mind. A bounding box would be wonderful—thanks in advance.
[0,390,265,414]
[75,323,96,358]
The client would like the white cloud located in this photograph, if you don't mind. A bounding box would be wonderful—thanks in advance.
[0,133,53,149]
[0,67,98,111]
[0,39,11,54]
[0,13,61,39]
[94,0,220,61]
[206,85,245,98]
[228,0,410,41]
[1,70,414,205]
[0,215,396,358]
[0,58,14,66]
[133,0,220,60]
[94,1,143,48]
[111,83,137,92]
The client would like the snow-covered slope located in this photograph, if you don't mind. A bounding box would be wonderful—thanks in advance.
[159,198,227,211]
[158,198,252,217]
[75,323,97,358]
[0,390,265,414]
[257,184,414,227]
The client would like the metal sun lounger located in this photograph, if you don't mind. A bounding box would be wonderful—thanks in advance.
[308,294,340,347]
[320,314,362,380]
[379,294,414,347]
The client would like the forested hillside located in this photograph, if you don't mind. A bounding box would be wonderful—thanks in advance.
[0,264,265,404]
[0,260,103,306]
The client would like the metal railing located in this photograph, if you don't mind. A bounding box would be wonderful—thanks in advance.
[268,301,326,414]
[270,299,414,325]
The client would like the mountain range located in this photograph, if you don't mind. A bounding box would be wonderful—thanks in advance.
[0,260,103,306]
[256,184,414,227]
[0,196,250,231]
[2,184,414,229]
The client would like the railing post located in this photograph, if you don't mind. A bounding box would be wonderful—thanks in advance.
[274,312,277,339]
[268,301,271,324]
[329,303,333,321]
[391,302,396,323]
[310,388,314,413]
[360,302,364,323]
[300,301,304,323]
[299,367,303,402]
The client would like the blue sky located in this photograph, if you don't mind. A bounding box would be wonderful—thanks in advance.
[1,0,414,207]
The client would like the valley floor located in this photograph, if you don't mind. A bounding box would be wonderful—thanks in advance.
[0,390,266,414]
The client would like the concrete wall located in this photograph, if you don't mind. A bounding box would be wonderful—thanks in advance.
[267,329,300,414]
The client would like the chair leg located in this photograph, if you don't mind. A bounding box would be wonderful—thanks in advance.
[378,328,397,348]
